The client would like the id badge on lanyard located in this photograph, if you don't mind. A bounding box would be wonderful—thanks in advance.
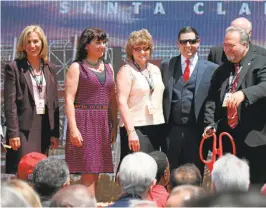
[36,99,45,114]
[132,60,156,115]
[148,101,156,114]
[148,92,157,115]
[222,93,232,107]
[28,60,45,114]
[222,68,240,108]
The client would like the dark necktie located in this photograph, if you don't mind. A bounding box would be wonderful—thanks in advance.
[227,64,240,129]
[183,59,190,82]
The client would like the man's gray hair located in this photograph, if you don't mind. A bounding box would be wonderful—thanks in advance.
[225,26,250,46]
[118,152,157,195]
[1,185,31,207]
[33,157,70,198]
[129,199,157,207]
[50,184,97,207]
[212,153,250,193]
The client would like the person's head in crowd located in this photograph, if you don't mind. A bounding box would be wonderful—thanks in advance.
[211,153,250,193]
[148,151,170,187]
[166,185,205,207]
[117,152,157,199]
[223,26,249,64]
[129,199,157,207]
[231,17,252,37]
[185,189,266,207]
[1,184,30,207]
[7,179,42,207]
[16,25,49,62]
[1,173,16,182]
[76,27,108,61]
[17,152,47,182]
[50,184,97,207]
[33,157,70,202]
[177,26,200,59]
[125,28,154,64]
[261,183,266,195]
[169,163,202,191]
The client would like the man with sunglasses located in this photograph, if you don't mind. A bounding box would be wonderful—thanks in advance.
[160,26,218,176]
[208,17,266,65]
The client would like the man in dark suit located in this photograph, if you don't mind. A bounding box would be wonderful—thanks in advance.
[203,26,266,185]
[208,17,266,65]
[161,26,218,174]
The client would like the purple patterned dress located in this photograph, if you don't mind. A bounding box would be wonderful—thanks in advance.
[65,61,114,173]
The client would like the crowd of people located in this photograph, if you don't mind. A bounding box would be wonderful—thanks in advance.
[2,151,266,207]
[2,16,266,207]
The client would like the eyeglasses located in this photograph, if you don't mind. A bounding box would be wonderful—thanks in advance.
[133,47,150,52]
[179,39,198,45]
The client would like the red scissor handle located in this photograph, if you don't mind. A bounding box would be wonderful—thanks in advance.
[199,132,236,172]
[218,132,236,157]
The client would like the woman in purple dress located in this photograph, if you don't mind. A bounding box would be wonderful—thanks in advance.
[65,28,117,195]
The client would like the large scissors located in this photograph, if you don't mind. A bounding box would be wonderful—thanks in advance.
[199,124,236,172]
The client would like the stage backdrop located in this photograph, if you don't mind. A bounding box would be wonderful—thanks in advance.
[1,0,266,146]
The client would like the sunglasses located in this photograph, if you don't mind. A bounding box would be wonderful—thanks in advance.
[133,47,150,52]
[179,39,198,45]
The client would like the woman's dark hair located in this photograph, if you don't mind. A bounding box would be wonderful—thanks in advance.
[76,27,108,61]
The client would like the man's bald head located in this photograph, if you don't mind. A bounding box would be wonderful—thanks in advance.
[231,17,252,37]
[166,185,205,207]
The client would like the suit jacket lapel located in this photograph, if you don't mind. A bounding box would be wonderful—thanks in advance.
[168,56,179,102]
[43,63,52,104]
[236,50,254,90]
[21,60,34,99]
[168,56,178,80]
[174,56,183,84]
[195,61,204,95]
[220,62,231,102]
[23,70,34,99]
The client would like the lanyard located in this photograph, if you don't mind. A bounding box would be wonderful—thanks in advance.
[228,65,242,92]
[132,61,154,94]
[27,60,44,94]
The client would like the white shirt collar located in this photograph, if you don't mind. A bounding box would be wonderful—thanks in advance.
[180,53,199,75]
[181,53,198,66]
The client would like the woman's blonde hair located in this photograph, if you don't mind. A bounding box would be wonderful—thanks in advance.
[125,29,154,60]
[16,25,48,62]
[7,179,42,207]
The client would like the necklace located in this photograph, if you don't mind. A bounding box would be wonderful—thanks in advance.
[84,59,104,72]
[33,68,42,76]
[85,59,100,67]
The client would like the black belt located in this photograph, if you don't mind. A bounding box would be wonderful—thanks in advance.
[74,104,108,110]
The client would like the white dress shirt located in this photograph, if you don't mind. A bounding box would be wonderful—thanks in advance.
[181,54,199,77]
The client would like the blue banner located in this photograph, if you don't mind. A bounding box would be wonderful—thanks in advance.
[2,1,266,46]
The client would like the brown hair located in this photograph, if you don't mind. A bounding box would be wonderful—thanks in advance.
[125,29,154,60]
